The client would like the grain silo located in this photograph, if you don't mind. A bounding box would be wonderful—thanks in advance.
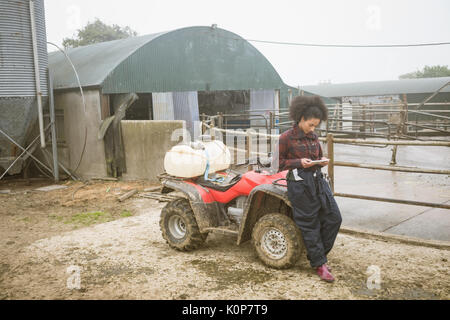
[0,0,48,175]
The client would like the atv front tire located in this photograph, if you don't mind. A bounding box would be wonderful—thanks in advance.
[160,198,207,251]
[252,213,304,269]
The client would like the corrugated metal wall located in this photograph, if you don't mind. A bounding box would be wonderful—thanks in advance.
[152,91,200,139]
[0,0,48,161]
[101,27,284,94]
[152,92,175,120]
[249,89,278,129]
[0,0,48,97]
[173,91,199,138]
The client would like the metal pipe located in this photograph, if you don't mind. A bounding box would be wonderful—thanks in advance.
[221,114,269,132]
[0,127,52,174]
[41,148,78,181]
[406,102,450,106]
[334,193,450,210]
[390,94,408,165]
[416,81,450,111]
[48,69,59,182]
[332,138,450,146]
[328,118,391,124]
[326,102,450,108]
[327,133,334,193]
[334,161,450,175]
[404,122,449,134]
[29,0,45,148]
[322,129,390,139]
[0,123,51,180]
[47,41,87,174]
[407,110,450,121]
[414,81,450,137]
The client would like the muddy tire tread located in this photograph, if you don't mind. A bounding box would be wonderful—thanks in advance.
[160,198,206,251]
[251,213,304,269]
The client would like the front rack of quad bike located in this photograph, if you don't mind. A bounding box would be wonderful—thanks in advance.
[157,172,189,182]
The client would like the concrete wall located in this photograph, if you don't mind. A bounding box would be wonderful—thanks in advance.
[121,120,185,182]
[54,89,107,179]
[52,91,185,181]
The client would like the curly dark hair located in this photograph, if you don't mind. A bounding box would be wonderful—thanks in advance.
[289,95,328,124]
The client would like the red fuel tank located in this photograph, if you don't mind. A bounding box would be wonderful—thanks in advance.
[206,170,288,204]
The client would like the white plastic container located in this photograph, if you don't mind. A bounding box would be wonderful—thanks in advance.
[164,140,231,178]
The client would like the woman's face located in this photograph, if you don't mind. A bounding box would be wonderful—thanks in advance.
[299,117,321,134]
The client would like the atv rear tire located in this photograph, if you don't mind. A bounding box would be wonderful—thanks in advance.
[160,198,207,251]
[252,213,304,269]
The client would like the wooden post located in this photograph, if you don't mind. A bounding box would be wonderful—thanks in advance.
[118,189,138,202]
[390,94,408,165]
[210,115,215,141]
[390,144,398,165]
[401,94,408,135]
[338,100,343,131]
[218,112,224,129]
[246,131,253,168]
[201,113,206,134]
[269,111,274,131]
[268,116,273,153]
[326,116,329,134]
[234,135,238,167]
[362,104,366,132]
[327,133,335,193]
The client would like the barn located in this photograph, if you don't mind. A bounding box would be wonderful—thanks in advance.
[48,26,309,180]
[300,77,450,136]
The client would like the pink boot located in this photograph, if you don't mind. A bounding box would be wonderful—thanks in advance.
[316,264,335,282]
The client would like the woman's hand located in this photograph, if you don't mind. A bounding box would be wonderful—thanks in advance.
[301,158,314,168]
[319,157,329,167]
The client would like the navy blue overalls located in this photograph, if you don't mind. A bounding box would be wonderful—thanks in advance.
[287,167,342,268]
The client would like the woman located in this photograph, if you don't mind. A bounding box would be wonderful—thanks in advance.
[278,95,342,282]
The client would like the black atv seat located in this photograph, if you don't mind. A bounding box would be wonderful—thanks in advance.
[196,174,242,192]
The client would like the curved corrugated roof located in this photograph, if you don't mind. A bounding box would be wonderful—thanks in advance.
[48,31,167,90]
[300,77,450,98]
[49,26,285,93]
[283,85,339,105]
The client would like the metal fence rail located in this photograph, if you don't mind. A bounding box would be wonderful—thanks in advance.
[202,122,450,211]
[205,101,450,139]
[326,133,450,210]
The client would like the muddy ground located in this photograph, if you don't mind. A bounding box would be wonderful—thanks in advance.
[0,179,449,300]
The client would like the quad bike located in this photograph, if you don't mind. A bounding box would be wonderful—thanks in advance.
[158,161,305,269]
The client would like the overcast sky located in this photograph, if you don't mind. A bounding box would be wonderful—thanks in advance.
[44,0,450,86]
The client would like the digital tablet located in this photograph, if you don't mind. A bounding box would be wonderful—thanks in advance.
[310,159,328,164]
